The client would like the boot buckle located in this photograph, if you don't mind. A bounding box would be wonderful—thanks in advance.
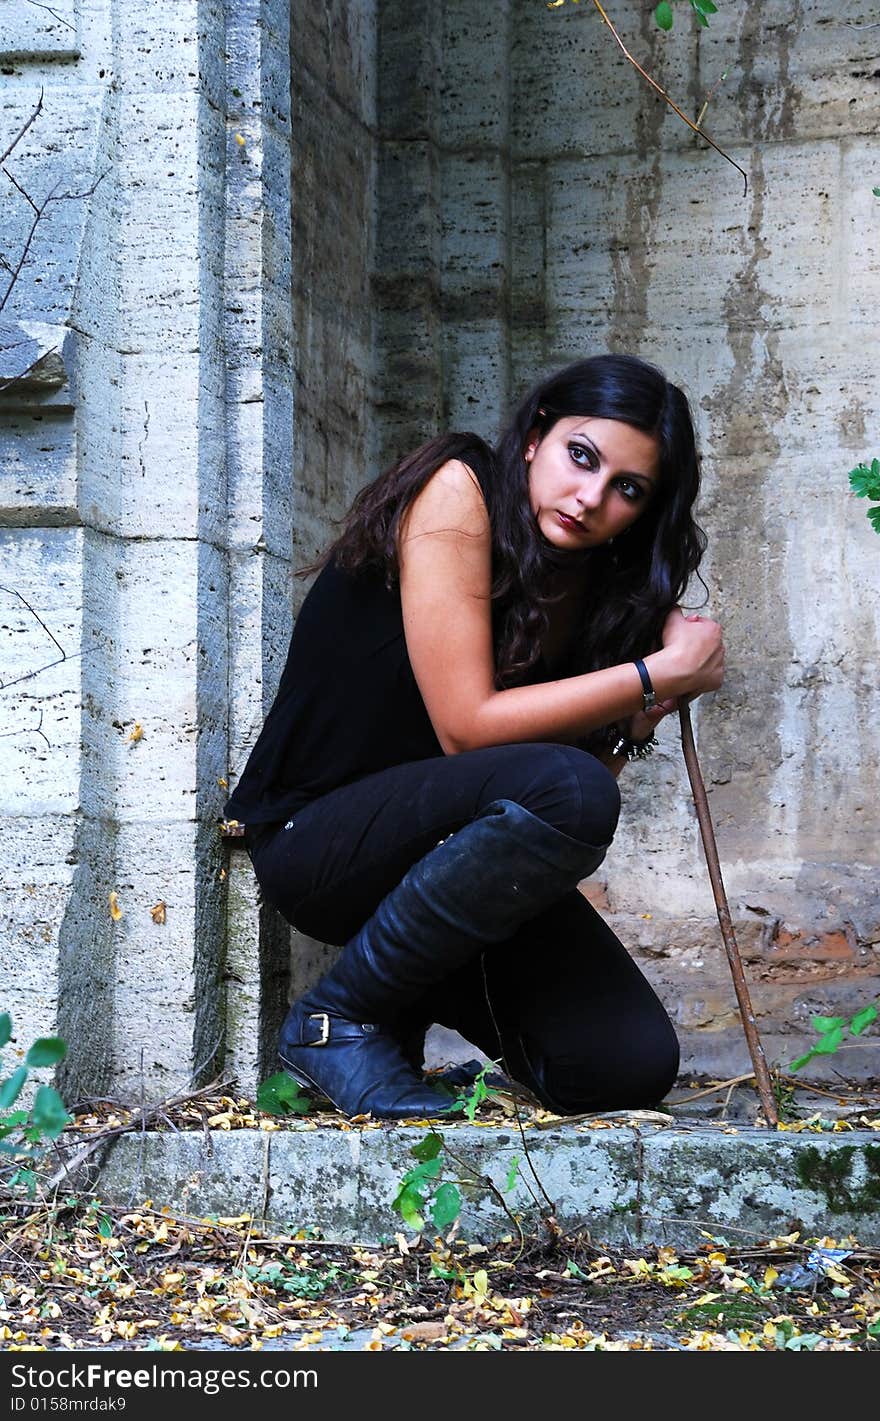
[307,1012,330,1045]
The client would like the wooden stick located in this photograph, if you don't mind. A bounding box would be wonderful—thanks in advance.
[678,702,778,1127]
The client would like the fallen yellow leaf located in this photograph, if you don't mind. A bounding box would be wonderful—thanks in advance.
[108,891,123,922]
[126,722,143,743]
[150,901,166,925]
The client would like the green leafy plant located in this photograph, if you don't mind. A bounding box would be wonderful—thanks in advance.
[392,1064,521,1236]
[788,1002,879,1074]
[0,1011,70,1195]
[655,0,718,30]
[450,1062,500,1122]
[244,1257,346,1298]
[392,1131,459,1234]
[550,0,720,24]
[255,1071,312,1116]
[849,458,880,534]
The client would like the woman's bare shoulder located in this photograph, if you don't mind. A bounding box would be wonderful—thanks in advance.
[399,457,490,543]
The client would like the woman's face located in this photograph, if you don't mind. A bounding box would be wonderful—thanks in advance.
[524,415,660,550]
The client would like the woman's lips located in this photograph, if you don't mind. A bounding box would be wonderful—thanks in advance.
[556,511,589,535]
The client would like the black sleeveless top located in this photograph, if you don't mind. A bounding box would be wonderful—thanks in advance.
[225,441,494,830]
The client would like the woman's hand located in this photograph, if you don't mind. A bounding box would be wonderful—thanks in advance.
[626,695,679,744]
[649,608,725,699]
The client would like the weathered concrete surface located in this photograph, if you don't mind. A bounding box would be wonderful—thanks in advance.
[371,0,880,1080]
[3,0,879,1108]
[0,1,295,1099]
[93,1119,880,1247]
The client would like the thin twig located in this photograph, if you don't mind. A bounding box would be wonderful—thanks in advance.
[25,0,77,32]
[0,585,68,691]
[0,92,44,168]
[679,702,778,1126]
[695,67,730,131]
[0,346,62,396]
[439,1137,525,1258]
[667,1072,756,1105]
[588,1,748,193]
[0,171,107,313]
[41,1074,238,1192]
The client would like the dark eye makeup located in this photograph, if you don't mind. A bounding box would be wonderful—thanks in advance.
[567,444,647,501]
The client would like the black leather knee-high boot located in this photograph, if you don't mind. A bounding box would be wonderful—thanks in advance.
[278,798,611,1119]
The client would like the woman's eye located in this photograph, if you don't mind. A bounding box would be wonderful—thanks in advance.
[616,479,643,502]
[568,444,596,468]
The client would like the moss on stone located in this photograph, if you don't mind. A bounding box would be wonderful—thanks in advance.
[795,1144,880,1215]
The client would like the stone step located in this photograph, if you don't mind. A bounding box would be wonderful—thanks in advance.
[92,1116,880,1247]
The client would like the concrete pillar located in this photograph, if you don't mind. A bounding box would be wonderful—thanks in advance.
[0,0,295,1101]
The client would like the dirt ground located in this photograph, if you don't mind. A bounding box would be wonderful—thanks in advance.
[2,1080,880,1353]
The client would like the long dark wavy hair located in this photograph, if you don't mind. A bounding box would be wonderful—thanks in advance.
[300,354,706,721]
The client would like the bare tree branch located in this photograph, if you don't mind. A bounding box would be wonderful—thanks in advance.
[0,585,69,692]
[0,345,61,396]
[587,1,748,194]
[0,170,108,313]
[0,92,44,169]
[0,708,51,751]
[25,1,76,33]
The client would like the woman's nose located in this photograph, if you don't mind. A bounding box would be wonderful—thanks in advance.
[575,476,606,511]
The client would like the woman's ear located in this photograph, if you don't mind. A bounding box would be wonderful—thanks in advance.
[523,427,541,463]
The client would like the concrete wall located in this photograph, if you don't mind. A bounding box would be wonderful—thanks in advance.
[0,0,294,1099]
[2,0,877,1101]
[372,0,880,1080]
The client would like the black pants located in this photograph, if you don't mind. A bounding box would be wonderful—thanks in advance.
[247,743,679,1112]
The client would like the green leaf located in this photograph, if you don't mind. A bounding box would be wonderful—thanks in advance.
[565,1258,590,1280]
[693,0,718,15]
[0,1110,28,1136]
[849,1003,878,1036]
[868,1319,880,1337]
[395,1185,425,1233]
[10,1167,37,1196]
[812,1025,844,1056]
[0,1066,28,1111]
[503,1156,520,1193]
[431,1181,461,1231]
[97,1214,113,1239]
[784,1332,822,1351]
[868,505,880,534]
[410,1131,444,1163]
[0,1014,11,1049]
[430,1262,462,1282]
[810,1014,845,1034]
[873,188,880,198]
[407,1157,442,1186]
[30,1085,71,1139]
[25,1037,66,1069]
[787,1050,816,1073]
[849,461,880,499]
[655,2,674,30]
[255,1072,312,1115]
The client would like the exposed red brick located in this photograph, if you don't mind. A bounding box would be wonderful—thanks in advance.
[769,924,856,963]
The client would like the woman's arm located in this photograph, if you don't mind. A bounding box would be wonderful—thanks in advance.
[398,459,723,755]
